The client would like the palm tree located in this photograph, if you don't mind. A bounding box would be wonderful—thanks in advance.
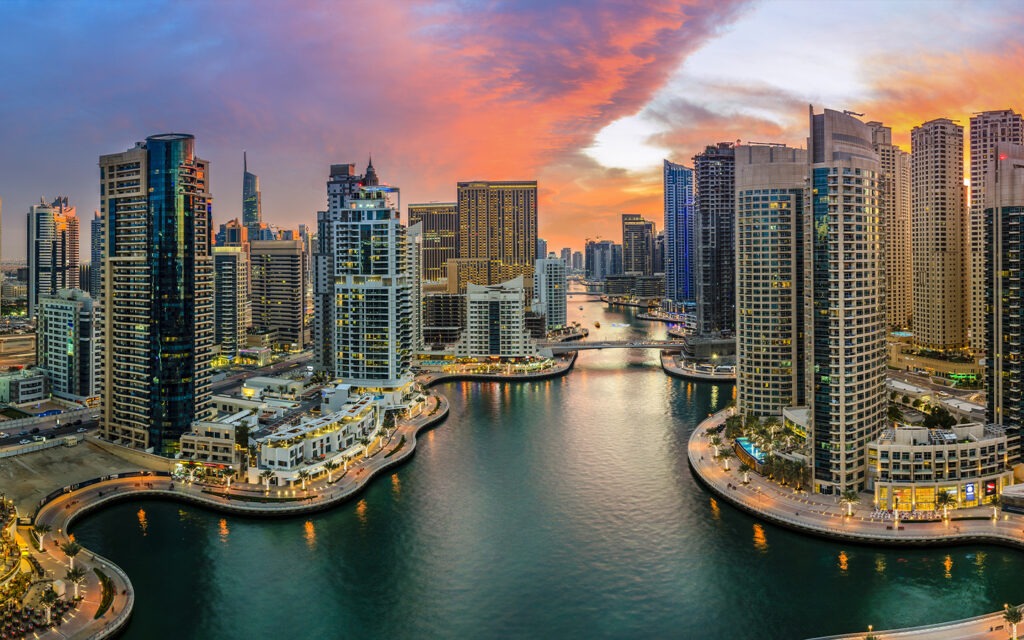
[709,436,722,457]
[717,448,734,471]
[61,541,82,570]
[41,587,58,625]
[739,463,752,484]
[991,495,1002,520]
[935,491,955,520]
[1005,603,1023,640]
[297,469,311,491]
[840,490,860,517]
[259,469,274,489]
[323,460,340,483]
[64,567,86,599]
[33,523,52,548]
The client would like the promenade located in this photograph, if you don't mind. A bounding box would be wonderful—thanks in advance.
[18,393,450,639]
[416,352,576,387]
[660,351,736,383]
[689,408,1024,640]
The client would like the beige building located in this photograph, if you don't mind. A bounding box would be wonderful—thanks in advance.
[969,110,1024,353]
[868,122,911,330]
[911,119,967,351]
[251,239,307,351]
[457,181,537,287]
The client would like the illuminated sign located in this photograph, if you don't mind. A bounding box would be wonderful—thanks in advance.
[985,481,997,497]
[965,483,976,502]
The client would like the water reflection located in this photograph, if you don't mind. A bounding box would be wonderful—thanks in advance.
[392,474,401,498]
[875,556,886,574]
[838,551,849,573]
[218,518,229,542]
[753,524,768,552]
[944,555,953,579]
[137,508,148,536]
[355,499,368,524]
[974,551,987,577]
[709,497,720,520]
[304,520,316,550]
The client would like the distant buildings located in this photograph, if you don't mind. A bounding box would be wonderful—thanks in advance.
[98,133,214,453]
[457,276,536,359]
[584,239,621,281]
[868,122,911,330]
[536,238,548,262]
[692,143,736,335]
[242,152,262,237]
[251,239,307,351]
[36,288,95,401]
[457,180,537,286]
[571,251,583,272]
[559,247,571,266]
[408,202,457,282]
[911,119,967,350]
[27,196,79,318]
[534,256,567,330]
[621,214,655,276]
[664,160,695,307]
[89,211,101,299]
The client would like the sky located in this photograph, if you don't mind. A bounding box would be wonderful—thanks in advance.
[1,0,1023,260]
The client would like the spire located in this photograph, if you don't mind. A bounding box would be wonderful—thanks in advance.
[244,150,248,174]
[364,155,379,186]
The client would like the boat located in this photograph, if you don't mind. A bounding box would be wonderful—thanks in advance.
[611,323,630,328]
[578,306,584,310]
[594,321,601,328]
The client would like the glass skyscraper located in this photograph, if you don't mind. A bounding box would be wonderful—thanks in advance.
[243,151,262,236]
[663,160,695,308]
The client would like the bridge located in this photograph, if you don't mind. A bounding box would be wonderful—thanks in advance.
[566,290,604,297]
[536,340,684,357]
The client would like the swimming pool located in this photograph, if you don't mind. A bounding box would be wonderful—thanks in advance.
[735,437,766,464]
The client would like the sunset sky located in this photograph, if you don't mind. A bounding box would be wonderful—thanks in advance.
[1,0,1022,259]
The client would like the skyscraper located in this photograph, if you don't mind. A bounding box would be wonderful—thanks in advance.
[457,180,537,286]
[735,144,807,417]
[571,251,583,272]
[251,239,307,351]
[98,134,214,453]
[314,166,412,397]
[621,214,655,276]
[213,246,250,359]
[559,247,571,266]
[408,202,457,282]
[27,196,79,318]
[807,108,886,494]
[868,122,912,330]
[584,240,621,281]
[664,160,695,308]
[216,218,249,247]
[36,289,95,401]
[911,119,967,350]
[534,256,567,329]
[970,110,1024,354]
[242,152,262,236]
[693,143,736,335]
[653,232,665,274]
[89,211,102,299]
[536,238,548,262]
[407,222,423,353]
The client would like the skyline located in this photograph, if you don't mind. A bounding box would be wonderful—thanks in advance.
[1,0,1023,259]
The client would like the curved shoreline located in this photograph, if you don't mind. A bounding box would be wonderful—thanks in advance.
[418,352,577,388]
[28,393,451,638]
[688,407,1024,639]
[660,352,736,383]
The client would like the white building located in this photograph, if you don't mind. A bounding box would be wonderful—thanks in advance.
[36,289,95,401]
[533,256,567,330]
[457,276,536,359]
[407,222,424,353]
[27,197,79,319]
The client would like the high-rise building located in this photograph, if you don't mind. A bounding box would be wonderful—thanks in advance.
[314,171,413,396]
[653,232,665,274]
[423,293,465,345]
[735,144,808,417]
[693,143,736,335]
[242,152,262,236]
[216,218,249,247]
[911,119,967,350]
[213,246,250,359]
[536,238,548,262]
[407,222,423,353]
[867,122,912,330]
[559,247,571,266]
[987,142,1024,452]
[457,180,537,286]
[36,289,95,401]
[806,108,886,494]
[27,196,79,318]
[621,214,655,276]
[571,251,583,273]
[408,202,457,282]
[251,239,306,351]
[89,211,102,299]
[98,133,214,453]
[584,240,621,281]
[457,276,536,358]
[970,110,1024,354]
[534,256,567,330]
[664,160,695,307]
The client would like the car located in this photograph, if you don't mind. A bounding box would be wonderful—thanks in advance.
[17,431,27,436]
[31,436,44,442]
[76,427,88,433]
[30,427,40,434]
[18,439,30,445]
[0,433,8,439]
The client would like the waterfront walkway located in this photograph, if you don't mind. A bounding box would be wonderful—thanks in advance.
[660,352,735,383]
[689,408,1024,640]
[22,393,450,639]
[416,352,576,387]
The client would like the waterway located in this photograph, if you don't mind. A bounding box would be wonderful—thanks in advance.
[74,298,1024,639]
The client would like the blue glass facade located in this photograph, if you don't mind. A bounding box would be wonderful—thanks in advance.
[664,160,695,307]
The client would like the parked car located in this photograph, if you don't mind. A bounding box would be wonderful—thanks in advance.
[76,427,87,433]
[30,427,40,434]
[17,431,27,436]
[0,433,8,439]
[18,439,30,445]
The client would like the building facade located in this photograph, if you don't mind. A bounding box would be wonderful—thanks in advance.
[213,246,250,359]
[911,119,967,350]
[407,202,457,283]
[621,214,655,276]
[36,288,95,401]
[664,160,695,307]
[98,133,214,453]
[970,110,1024,354]
[693,143,736,335]
[457,276,536,359]
[89,211,102,299]
[584,240,621,282]
[533,256,567,330]
[868,122,912,330]
[27,196,79,318]
[242,151,262,236]
[735,144,808,417]
[251,239,306,350]
[456,181,537,287]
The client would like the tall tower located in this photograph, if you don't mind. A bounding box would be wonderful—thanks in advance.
[663,160,695,308]
[251,240,307,351]
[212,246,250,359]
[27,196,79,318]
[970,110,1024,354]
[242,152,262,235]
[90,211,102,299]
[867,122,912,330]
[621,213,655,275]
[533,255,567,329]
[456,180,537,286]
[912,119,967,350]
[735,144,808,417]
[36,289,95,400]
[98,134,214,453]
[807,108,886,495]
[693,143,736,335]
[407,202,457,282]
[314,163,412,398]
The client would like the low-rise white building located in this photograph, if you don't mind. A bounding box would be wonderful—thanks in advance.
[456,276,536,359]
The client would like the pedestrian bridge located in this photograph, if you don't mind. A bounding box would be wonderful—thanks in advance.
[566,291,604,297]
[536,340,684,357]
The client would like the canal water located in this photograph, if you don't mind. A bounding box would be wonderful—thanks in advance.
[74,298,1024,639]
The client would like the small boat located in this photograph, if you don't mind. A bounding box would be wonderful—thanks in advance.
[594,321,601,328]
[611,323,630,328]
[578,306,584,310]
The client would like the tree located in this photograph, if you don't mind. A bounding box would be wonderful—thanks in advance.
[1005,603,1023,640]
[717,448,734,471]
[260,469,274,489]
[935,491,955,520]
[33,523,52,548]
[840,490,860,517]
[739,463,752,485]
[297,469,311,491]
[901,394,910,404]
[887,404,904,424]
[323,460,340,483]
[65,567,86,599]
[41,587,58,625]
[61,541,82,570]
[709,436,722,457]
[923,406,956,429]
[912,398,924,409]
